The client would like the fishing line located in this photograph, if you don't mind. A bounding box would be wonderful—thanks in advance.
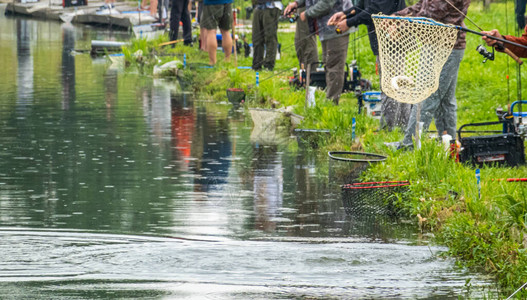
[445,0,482,31]
[506,281,527,300]
[444,0,525,63]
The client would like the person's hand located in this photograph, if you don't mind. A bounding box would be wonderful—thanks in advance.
[327,11,345,26]
[300,11,306,22]
[284,2,297,16]
[336,19,349,33]
[481,29,503,47]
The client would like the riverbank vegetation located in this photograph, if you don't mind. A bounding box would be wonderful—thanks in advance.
[121,2,527,297]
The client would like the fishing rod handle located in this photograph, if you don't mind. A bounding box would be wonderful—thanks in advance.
[503,47,524,65]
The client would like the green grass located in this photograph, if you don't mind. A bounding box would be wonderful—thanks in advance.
[121,2,527,297]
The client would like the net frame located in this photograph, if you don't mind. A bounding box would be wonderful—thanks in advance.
[372,14,459,104]
[328,151,387,184]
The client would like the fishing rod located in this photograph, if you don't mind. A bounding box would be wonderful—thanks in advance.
[443,0,524,64]
[444,0,524,124]
[457,26,524,65]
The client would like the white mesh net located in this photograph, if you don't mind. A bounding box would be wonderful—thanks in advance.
[372,14,459,104]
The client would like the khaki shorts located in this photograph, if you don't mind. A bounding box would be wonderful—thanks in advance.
[201,3,232,30]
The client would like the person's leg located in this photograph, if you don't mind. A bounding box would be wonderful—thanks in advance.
[169,0,183,41]
[220,28,232,62]
[200,25,207,51]
[401,49,464,147]
[197,1,202,23]
[150,0,158,18]
[218,3,232,62]
[294,7,305,67]
[206,28,218,65]
[378,56,411,130]
[323,34,349,104]
[321,40,327,65]
[516,0,527,30]
[181,0,193,45]
[435,49,464,138]
[294,7,318,68]
[201,4,220,65]
[161,0,169,23]
[252,8,264,70]
[401,96,439,147]
[262,8,279,70]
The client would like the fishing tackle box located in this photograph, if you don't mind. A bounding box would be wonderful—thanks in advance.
[457,121,525,167]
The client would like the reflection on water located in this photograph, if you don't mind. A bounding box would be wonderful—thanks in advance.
[61,24,76,109]
[16,18,34,113]
[0,9,496,298]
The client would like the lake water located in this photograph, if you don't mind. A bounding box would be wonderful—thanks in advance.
[0,7,495,299]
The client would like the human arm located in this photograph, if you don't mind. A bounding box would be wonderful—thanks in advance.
[345,7,371,28]
[344,0,397,28]
[284,0,300,15]
[304,0,337,19]
[483,27,527,58]
[328,11,347,26]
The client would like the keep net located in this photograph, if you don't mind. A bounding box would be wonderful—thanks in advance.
[341,181,410,217]
[372,14,458,104]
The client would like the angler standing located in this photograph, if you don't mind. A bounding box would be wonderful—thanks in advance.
[252,0,283,71]
[294,6,318,70]
[328,0,408,129]
[284,0,353,105]
[202,0,233,65]
[170,0,193,46]
[393,0,471,150]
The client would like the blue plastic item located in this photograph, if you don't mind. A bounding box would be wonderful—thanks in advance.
[363,91,381,103]
[511,100,527,118]
[362,91,382,119]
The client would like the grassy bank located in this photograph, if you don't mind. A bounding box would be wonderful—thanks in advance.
[121,2,527,297]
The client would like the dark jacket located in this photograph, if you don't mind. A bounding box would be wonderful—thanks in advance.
[296,0,353,41]
[345,0,406,55]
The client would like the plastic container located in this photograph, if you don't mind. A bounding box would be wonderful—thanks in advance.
[362,91,381,119]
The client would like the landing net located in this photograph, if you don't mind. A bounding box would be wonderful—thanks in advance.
[341,181,410,217]
[372,14,458,104]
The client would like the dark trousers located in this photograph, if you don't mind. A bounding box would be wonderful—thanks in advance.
[517,0,527,30]
[321,34,349,104]
[252,7,279,70]
[294,7,318,69]
[170,0,192,44]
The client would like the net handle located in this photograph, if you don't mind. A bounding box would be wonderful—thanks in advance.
[328,151,387,162]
